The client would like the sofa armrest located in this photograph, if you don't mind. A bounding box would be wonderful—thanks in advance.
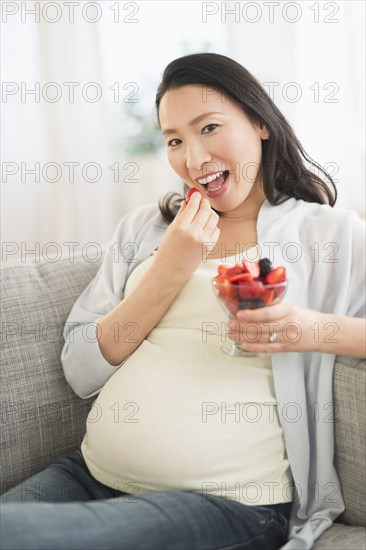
[333,355,366,527]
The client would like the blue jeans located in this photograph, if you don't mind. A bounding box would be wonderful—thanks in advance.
[1,451,292,550]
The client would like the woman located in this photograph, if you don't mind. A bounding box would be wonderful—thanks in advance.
[2,53,365,550]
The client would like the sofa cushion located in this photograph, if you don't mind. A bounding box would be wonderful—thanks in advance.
[334,356,366,527]
[312,523,365,549]
[0,255,101,494]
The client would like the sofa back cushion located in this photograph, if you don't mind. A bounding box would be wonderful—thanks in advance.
[0,255,100,494]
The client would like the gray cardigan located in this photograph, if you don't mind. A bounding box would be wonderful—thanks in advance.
[61,197,365,549]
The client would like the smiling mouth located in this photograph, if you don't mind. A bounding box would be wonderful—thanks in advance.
[197,170,229,190]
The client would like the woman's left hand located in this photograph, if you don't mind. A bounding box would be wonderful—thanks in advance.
[226,304,333,354]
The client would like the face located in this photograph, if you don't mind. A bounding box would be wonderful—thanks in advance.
[158,84,269,215]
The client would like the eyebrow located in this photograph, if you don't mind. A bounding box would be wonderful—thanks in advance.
[162,112,223,136]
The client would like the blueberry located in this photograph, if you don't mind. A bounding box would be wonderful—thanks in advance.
[259,258,272,278]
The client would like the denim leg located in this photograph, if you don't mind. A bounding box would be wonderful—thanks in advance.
[1,489,291,550]
[1,451,124,503]
[1,451,291,549]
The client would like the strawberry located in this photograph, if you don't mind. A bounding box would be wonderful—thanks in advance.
[224,264,244,278]
[262,288,275,305]
[273,285,287,301]
[229,272,253,283]
[213,276,236,301]
[226,298,239,316]
[185,187,200,204]
[265,266,287,284]
[242,259,260,278]
[217,264,229,275]
[237,280,265,300]
[213,273,227,283]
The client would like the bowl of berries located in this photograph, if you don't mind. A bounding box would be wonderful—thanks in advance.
[212,258,288,357]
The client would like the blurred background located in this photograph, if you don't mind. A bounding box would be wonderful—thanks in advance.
[1,0,365,263]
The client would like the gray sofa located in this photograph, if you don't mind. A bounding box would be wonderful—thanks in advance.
[1,254,365,549]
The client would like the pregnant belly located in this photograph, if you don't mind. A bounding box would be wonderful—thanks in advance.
[81,340,287,497]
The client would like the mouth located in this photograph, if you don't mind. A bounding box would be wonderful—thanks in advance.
[196,170,230,198]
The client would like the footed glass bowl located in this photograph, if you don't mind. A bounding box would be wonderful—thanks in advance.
[211,278,288,357]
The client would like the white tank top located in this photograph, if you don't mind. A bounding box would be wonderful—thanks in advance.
[81,250,293,505]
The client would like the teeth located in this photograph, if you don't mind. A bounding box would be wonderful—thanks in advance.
[197,171,224,185]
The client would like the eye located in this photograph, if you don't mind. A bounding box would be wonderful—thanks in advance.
[167,138,181,148]
[202,124,219,134]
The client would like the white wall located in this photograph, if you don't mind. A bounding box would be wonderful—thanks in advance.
[226,0,365,216]
[1,1,228,264]
[1,1,364,266]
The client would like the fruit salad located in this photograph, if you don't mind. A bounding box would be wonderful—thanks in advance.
[212,258,287,315]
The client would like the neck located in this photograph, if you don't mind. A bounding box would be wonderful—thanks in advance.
[219,185,266,224]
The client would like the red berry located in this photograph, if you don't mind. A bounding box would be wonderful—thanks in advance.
[226,298,239,316]
[229,272,253,283]
[225,264,244,278]
[237,280,265,300]
[242,259,260,278]
[214,278,236,301]
[265,266,287,284]
[262,288,275,305]
[217,264,229,275]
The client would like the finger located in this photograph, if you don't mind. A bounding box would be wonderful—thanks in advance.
[202,210,220,234]
[176,199,186,213]
[192,197,213,227]
[236,303,289,322]
[227,323,275,344]
[235,341,288,354]
[207,226,220,243]
[203,227,220,256]
[181,191,203,223]
[226,328,288,351]
[173,198,189,220]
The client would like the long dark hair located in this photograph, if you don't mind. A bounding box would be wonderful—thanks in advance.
[155,53,337,223]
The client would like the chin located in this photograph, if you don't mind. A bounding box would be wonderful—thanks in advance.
[217,193,250,211]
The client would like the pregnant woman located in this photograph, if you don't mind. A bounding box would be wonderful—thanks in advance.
[2,53,365,550]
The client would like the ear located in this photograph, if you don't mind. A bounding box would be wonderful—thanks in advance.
[259,123,270,140]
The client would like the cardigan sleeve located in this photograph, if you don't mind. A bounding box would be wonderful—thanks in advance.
[345,210,366,318]
[60,204,165,399]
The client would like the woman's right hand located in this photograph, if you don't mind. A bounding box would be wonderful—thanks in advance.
[152,191,220,284]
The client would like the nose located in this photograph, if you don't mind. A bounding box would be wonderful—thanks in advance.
[185,141,212,171]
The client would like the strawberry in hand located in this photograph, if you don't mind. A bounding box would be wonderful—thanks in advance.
[185,187,200,204]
